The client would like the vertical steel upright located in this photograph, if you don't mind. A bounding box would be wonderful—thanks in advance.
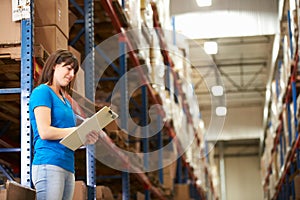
[84,0,96,199]
[119,0,130,196]
[20,5,34,186]
[157,114,163,185]
[219,142,227,200]
[119,34,130,200]
[141,85,150,200]
[176,158,182,183]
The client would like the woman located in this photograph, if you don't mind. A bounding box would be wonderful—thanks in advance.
[29,49,99,200]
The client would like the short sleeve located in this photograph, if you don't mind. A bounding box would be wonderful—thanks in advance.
[29,85,52,112]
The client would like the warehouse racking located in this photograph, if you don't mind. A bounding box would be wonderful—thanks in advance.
[0,0,219,199]
[261,0,300,199]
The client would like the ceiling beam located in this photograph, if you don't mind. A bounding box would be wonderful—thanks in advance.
[199,101,264,110]
[192,71,266,77]
[195,87,266,95]
[190,36,272,47]
[192,61,267,68]
[217,62,266,67]
[214,152,259,158]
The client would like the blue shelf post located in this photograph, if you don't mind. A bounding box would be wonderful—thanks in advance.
[176,158,182,184]
[119,34,130,200]
[84,0,96,199]
[20,18,34,187]
[157,114,164,185]
[279,133,284,167]
[286,102,292,146]
[285,175,290,199]
[141,85,150,200]
[291,81,298,139]
[290,163,296,199]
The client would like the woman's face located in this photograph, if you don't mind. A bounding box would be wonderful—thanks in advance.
[53,62,75,87]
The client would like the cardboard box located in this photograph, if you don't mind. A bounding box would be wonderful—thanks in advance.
[69,10,78,31]
[96,185,114,200]
[72,181,87,200]
[163,174,174,190]
[294,175,300,200]
[35,26,68,54]
[0,180,36,200]
[174,184,190,200]
[35,0,69,38]
[162,159,177,190]
[68,46,85,97]
[136,191,145,200]
[68,46,81,65]
[0,0,21,44]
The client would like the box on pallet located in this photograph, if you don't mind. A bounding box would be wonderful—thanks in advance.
[72,181,87,200]
[136,191,145,200]
[68,46,85,98]
[0,0,21,45]
[294,175,300,200]
[174,184,190,200]
[96,185,114,200]
[162,158,177,190]
[35,0,69,38]
[35,26,68,54]
[0,180,36,200]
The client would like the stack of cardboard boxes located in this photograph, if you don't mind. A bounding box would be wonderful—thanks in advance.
[35,0,85,97]
[0,0,22,60]
[34,0,69,54]
[0,181,36,200]
[72,181,115,200]
[0,1,21,45]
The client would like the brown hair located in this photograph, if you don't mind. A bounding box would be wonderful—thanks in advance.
[38,49,79,91]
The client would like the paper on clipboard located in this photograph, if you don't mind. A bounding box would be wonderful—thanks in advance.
[60,106,118,151]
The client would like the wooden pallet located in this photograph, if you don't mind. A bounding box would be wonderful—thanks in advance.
[0,45,21,61]
[0,44,49,64]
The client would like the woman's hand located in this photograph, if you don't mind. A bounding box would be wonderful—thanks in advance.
[84,130,101,145]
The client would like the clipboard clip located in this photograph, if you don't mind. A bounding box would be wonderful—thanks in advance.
[108,109,118,119]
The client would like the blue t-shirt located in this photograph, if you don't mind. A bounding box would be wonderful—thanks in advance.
[29,84,76,173]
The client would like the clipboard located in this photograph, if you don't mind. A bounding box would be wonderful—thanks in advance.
[60,106,118,151]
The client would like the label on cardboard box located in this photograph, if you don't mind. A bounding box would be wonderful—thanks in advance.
[12,0,30,21]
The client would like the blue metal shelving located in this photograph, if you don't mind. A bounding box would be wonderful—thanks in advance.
[265,12,300,198]
[82,0,96,198]
[119,34,130,200]
[20,17,34,187]
[11,0,211,199]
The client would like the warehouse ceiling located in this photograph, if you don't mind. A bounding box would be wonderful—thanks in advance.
[170,0,278,112]
[189,35,274,111]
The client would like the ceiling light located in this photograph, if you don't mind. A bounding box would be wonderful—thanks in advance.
[196,0,212,7]
[211,85,223,96]
[216,106,227,116]
[204,41,218,54]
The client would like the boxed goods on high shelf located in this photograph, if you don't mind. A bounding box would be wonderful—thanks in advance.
[261,0,300,199]
[35,0,69,38]
[0,0,22,60]
[0,0,70,59]
[0,0,21,45]
[97,0,219,198]
[34,0,69,54]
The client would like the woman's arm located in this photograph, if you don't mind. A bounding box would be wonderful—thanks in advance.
[34,106,76,140]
